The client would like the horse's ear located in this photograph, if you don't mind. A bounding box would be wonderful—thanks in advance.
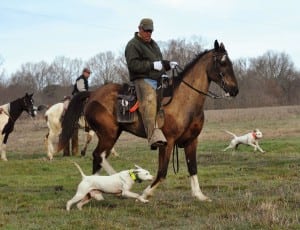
[214,40,220,50]
[220,42,225,51]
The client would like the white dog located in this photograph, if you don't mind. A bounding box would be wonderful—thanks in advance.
[223,129,265,153]
[66,162,153,211]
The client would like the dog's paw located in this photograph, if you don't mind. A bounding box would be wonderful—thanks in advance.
[136,196,149,203]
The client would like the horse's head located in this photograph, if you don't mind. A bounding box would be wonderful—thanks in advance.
[22,93,36,117]
[207,40,239,97]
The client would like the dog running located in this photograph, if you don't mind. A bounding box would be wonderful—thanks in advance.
[66,162,153,211]
[223,129,265,153]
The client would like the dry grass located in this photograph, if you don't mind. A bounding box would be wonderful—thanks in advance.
[5,105,300,158]
[201,105,300,141]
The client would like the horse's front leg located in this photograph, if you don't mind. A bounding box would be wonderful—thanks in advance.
[141,143,173,199]
[46,132,56,160]
[1,133,9,161]
[185,139,211,201]
[0,143,7,161]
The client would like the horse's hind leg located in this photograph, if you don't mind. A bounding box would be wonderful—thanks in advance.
[185,139,211,201]
[92,141,117,175]
[71,127,79,156]
[63,141,71,156]
[81,130,93,156]
[92,141,118,175]
[85,100,119,174]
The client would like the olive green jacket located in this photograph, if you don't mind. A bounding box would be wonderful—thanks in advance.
[125,32,169,81]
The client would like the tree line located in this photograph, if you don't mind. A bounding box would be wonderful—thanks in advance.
[0,38,299,109]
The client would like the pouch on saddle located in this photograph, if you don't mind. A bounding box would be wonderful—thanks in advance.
[116,77,174,124]
[116,83,137,123]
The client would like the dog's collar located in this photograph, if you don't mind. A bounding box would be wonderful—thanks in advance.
[129,170,142,183]
[252,132,257,139]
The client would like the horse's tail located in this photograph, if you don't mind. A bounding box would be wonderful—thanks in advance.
[57,91,90,151]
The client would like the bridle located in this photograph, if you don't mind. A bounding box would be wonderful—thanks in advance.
[22,97,35,117]
[173,51,229,99]
[213,51,228,92]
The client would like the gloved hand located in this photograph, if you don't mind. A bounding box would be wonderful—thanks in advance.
[153,61,163,71]
[169,61,178,69]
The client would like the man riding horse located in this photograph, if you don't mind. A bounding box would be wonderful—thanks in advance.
[125,18,178,150]
[65,67,91,156]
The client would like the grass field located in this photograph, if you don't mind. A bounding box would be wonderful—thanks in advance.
[0,105,299,229]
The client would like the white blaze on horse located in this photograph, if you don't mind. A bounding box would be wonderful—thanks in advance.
[0,93,36,161]
[44,97,117,160]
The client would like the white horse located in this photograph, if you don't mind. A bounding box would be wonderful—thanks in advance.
[44,98,117,160]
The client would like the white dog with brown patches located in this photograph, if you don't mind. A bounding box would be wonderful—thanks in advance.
[66,162,153,211]
[223,129,265,153]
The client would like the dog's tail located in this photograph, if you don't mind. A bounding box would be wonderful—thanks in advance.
[224,130,237,138]
[73,161,86,178]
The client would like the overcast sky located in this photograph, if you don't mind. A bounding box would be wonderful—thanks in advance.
[1,0,300,75]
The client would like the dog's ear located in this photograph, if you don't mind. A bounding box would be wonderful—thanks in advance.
[134,164,142,169]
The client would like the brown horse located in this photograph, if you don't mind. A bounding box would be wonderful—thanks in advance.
[58,40,238,201]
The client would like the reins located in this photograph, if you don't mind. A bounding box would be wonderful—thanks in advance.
[174,65,225,99]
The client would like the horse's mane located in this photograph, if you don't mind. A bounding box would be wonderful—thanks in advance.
[174,49,212,88]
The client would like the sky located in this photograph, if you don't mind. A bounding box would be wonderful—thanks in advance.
[1,0,300,76]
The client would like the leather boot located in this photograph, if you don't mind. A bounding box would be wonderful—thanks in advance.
[134,79,167,149]
[149,128,167,149]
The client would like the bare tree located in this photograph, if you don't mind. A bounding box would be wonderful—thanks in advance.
[249,51,297,104]
[160,37,204,66]
[1,38,300,108]
[49,56,83,86]
[233,58,249,80]
[115,53,129,83]
[0,55,7,86]
[88,51,121,86]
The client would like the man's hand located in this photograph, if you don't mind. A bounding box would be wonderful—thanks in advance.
[169,61,178,69]
[153,61,163,71]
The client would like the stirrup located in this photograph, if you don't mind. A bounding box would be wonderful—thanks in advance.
[149,128,167,150]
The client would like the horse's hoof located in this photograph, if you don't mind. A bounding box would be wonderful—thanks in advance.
[194,194,212,202]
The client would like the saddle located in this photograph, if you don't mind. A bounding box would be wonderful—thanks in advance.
[116,76,174,123]
[116,83,138,123]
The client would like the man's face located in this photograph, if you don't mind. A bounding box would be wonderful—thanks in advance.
[139,27,153,43]
[83,71,91,78]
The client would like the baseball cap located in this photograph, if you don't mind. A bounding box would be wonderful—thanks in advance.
[83,67,91,74]
[139,18,153,31]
